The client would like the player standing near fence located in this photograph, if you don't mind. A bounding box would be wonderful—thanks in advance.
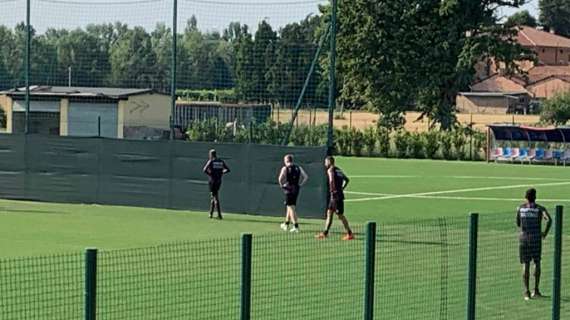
[203,149,230,220]
[316,156,354,240]
[278,154,309,233]
[516,188,552,300]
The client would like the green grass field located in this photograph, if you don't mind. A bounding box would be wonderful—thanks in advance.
[1,157,569,319]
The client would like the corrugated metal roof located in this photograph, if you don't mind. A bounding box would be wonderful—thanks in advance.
[0,86,157,99]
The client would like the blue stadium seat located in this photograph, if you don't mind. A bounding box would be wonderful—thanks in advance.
[517,148,528,163]
[534,148,545,161]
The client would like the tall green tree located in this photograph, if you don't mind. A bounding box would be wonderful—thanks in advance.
[539,0,570,37]
[334,0,530,129]
[234,29,256,100]
[268,15,324,107]
[109,26,158,88]
[251,21,277,102]
[506,10,538,27]
[0,26,16,89]
[150,23,172,92]
[54,28,111,87]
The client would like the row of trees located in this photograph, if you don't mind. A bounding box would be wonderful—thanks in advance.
[0,15,327,106]
[2,1,568,131]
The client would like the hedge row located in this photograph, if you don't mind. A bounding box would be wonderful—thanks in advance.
[184,120,487,160]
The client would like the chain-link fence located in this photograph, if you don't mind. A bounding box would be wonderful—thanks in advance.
[0,214,567,320]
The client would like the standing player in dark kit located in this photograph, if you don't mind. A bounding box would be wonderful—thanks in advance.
[203,149,230,219]
[278,154,309,233]
[316,156,354,240]
[516,188,551,300]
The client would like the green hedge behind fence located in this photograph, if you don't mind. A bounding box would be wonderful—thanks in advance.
[183,120,488,161]
[0,214,567,320]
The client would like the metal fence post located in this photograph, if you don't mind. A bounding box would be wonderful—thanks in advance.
[467,213,478,320]
[170,0,178,140]
[241,234,252,320]
[25,0,31,134]
[85,248,98,320]
[326,0,337,155]
[364,222,377,320]
[552,206,563,320]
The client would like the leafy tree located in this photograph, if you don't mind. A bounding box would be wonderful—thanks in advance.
[109,26,158,88]
[539,0,570,38]
[333,0,530,130]
[251,21,277,102]
[54,28,111,87]
[268,15,323,107]
[540,92,570,125]
[234,29,256,100]
[506,10,538,27]
[150,23,172,91]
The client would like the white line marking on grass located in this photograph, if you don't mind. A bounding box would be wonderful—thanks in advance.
[411,195,570,203]
[345,181,570,202]
[350,175,569,181]
[345,191,394,196]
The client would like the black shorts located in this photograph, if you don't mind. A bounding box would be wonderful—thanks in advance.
[284,191,300,206]
[327,196,344,215]
[519,239,541,264]
[209,180,222,196]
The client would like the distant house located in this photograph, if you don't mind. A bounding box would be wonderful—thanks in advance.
[517,26,570,66]
[459,27,570,114]
[0,86,170,139]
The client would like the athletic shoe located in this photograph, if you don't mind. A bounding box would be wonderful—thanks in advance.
[280,223,289,231]
[217,215,223,220]
[315,232,327,239]
[532,290,544,298]
[290,227,299,233]
[523,291,531,301]
[209,214,213,219]
[341,233,355,241]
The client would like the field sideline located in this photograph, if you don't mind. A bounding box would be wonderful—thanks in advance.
[1,157,569,257]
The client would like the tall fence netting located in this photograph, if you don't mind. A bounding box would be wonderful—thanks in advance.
[0,0,331,142]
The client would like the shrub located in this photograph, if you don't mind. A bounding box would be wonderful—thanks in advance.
[424,130,439,159]
[335,127,352,156]
[408,132,424,159]
[351,128,365,156]
[540,92,570,125]
[362,127,377,156]
[452,130,467,160]
[377,127,391,157]
[394,130,410,158]
[439,132,453,160]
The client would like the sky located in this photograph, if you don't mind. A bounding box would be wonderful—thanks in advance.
[0,0,541,34]
[499,0,539,20]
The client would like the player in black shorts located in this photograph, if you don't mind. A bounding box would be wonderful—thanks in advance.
[203,149,230,219]
[516,188,551,300]
[278,154,309,233]
[316,156,354,240]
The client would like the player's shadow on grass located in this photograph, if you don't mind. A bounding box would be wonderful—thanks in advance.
[0,208,63,215]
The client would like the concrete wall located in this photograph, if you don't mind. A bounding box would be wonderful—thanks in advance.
[59,98,69,136]
[0,95,12,133]
[120,93,170,139]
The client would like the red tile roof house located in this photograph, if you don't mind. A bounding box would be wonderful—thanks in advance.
[458,26,570,114]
